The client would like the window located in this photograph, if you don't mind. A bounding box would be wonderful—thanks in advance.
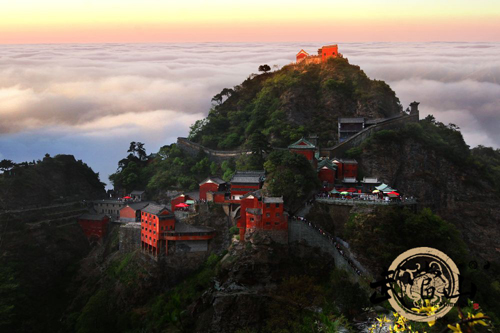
[266,213,270,218]
[275,222,280,225]
[266,222,271,225]
[266,203,270,208]
[153,223,156,227]
[276,203,280,208]
[276,213,280,217]
[161,226,164,230]
[250,218,254,222]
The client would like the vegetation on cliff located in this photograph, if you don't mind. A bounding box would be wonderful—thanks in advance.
[0,154,105,210]
[188,57,402,149]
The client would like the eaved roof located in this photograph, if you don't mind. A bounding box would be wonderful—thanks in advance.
[338,117,365,123]
[79,213,108,220]
[130,190,145,195]
[342,177,358,183]
[339,158,358,164]
[199,177,226,186]
[169,222,215,234]
[142,204,170,215]
[288,138,316,149]
[124,202,150,211]
[317,159,338,171]
[263,197,284,204]
[230,171,265,184]
[296,49,309,56]
[241,190,263,200]
[246,208,262,215]
[361,177,379,184]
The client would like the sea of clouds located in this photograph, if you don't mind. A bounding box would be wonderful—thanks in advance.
[0,42,499,187]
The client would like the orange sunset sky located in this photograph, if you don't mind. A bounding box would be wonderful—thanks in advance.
[1,0,500,44]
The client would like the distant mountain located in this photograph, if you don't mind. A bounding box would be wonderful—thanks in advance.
[188,57,402,149]
[0,154,105,210]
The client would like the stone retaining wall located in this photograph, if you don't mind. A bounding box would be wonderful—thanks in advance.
[321,113,419,157]
[289,219,365,282]
[119,222,141,252]
[177,137,251,162]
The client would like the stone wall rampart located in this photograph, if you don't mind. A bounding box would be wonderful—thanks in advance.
[321,113,419,157]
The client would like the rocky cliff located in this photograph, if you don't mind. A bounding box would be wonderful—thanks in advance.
[355,122,500,265]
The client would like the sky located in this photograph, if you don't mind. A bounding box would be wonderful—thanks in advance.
[1,0,500,44]
[0,1,499,188]
[0,42,499,189]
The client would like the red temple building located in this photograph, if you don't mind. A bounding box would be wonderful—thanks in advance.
[119,202,150,223]
[237,190,288,243]
[229,171,265,201]
[296,44,342,64]
[332,158,358,180]
[288,138,317,164]
[317,159,337,190]
[140,204,215,257]
[78,213,110,240]
[199,177,226,201]
[171,194,192,211]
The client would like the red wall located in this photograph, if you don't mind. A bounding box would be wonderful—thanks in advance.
[214,193,226,203]
[296,52,308,62]
[171,195,189,211]
[290,149,314,161]
[120,206,137,220]
[318,168,335,185]
[261,202,287,230]
[141,210,175,255]
[200,183,219,201]
[230,184,260,201]
[321,45,338,62]
[343,163,358,178]
[78,216,110,240]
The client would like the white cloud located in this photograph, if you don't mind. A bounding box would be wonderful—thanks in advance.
[0,42,499,187]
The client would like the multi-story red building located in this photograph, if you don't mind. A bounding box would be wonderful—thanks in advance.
[199,177,226,201]
[288,138,317,163]
[78,213,110,240]
[140,204,215,257]
[229,171,265,201]
[237,190,288,243]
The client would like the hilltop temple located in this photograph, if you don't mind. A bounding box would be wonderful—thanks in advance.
[296,44,342,64]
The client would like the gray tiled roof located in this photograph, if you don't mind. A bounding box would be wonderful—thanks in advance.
[125,202,151,211]
[288,138,316,149]
[199,177,226,186]
[338,117,365,123]
[361,178,379,184]
[246,208,262,215]
[339,158,358,164]
[130,190,145,195]
[230,171,265,184]
[241,190,263,200]
[168,222,215,233]
[263,197,284,204]
[142,204,170,215]
[342,177,358,183]
[79,213,108,220]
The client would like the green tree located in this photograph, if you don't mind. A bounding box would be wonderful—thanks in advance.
[258,64,271,73]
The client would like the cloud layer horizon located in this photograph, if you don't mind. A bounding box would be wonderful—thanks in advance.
[0,42,499,188]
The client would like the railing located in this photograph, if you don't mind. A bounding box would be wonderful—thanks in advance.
[316,197,417,206]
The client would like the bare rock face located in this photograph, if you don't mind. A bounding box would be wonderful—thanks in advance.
[188,237,335,333]
[358,138,500,264]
